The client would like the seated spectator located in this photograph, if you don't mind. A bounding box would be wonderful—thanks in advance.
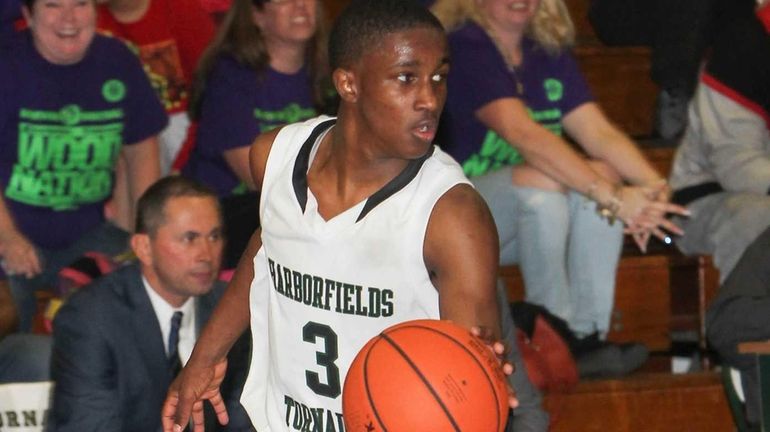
[669,1,770,428]
[431,0,687,341]
[0,0,165,332]
[50,176,252,432]
[0,280,51,383]
[182,0,332,268]
[97,0,215,176]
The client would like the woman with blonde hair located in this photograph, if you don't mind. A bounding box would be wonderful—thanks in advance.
[433,0,687,344]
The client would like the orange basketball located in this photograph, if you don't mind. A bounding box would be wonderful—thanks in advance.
[342,319,510,432]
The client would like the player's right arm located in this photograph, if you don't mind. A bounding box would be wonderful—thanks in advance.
[162,127,282,432]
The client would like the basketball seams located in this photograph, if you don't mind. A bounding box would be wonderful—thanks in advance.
[344,321,507,432]
[379,332,463,432]
[363,338,389,432]
[385,324,505,432]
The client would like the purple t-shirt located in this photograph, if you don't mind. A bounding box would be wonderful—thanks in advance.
[0,32,167,249]
[444,22,592,177]
[184,54,316,196]
[0,0,20,46]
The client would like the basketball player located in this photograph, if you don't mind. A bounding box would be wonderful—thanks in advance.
[162,1,516,431]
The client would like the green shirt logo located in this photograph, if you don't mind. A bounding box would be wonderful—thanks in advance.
[5,106,124,210]
[254,103,316,132]
[102,79,126,103]
[544,78,564,102]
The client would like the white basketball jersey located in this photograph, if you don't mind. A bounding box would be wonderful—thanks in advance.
[240,116,471,431]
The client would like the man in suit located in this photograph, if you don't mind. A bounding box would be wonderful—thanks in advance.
[50,176,252,432]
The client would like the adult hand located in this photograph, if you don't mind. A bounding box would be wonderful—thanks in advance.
[162,358,229,432]
[471,326,519,409]
[619,184,689,252]
[0,230,41,278]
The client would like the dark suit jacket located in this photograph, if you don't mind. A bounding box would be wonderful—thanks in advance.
[50,264,252,432]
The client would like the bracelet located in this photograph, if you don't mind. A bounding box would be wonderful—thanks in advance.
[596,184,623,224]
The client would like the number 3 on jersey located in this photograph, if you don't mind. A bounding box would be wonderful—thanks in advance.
[303,322,341,398]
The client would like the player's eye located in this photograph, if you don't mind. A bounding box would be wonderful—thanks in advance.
[431,73,446,83]
[397,73,416,83]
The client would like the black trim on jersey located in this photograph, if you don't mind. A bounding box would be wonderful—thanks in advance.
[357,146,435,222]
[291,119,436,222]
[292,119,337,213]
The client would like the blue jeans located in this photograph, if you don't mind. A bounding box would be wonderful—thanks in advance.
[0,334,52,383]
[473,167,624,336]
[8,222,129,332]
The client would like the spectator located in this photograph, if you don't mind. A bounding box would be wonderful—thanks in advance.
[432,0,687,340]
[669,2,770,428]
[162,1,520,431]
[0,0,165,332]
[97,0,216,175]
[588,0,756,140]
[50,176,252,432]
[182,0,331,268]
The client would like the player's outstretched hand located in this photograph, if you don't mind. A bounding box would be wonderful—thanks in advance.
[471,326,519,409]
[162,358,229,432]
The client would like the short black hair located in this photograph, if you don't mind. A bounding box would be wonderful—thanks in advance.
[328,0,444,70]
[135,176,220,235]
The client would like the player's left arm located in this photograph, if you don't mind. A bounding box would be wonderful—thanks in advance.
[424,183,501,338]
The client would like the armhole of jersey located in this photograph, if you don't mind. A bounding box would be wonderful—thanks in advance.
[258,116,335,219]
[416,149,473,275]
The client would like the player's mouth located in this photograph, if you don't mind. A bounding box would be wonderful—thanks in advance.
[413,120,437,143]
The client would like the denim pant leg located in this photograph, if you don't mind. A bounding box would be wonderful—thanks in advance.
[566,191,624,336]
[8,222,129,332]
[471,167,521,265]
[8,257,57,333]
[0,334,52,383]
[510,187,572,323]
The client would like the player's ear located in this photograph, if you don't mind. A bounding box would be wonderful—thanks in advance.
[131,233,153,266]
[333,68,358,103]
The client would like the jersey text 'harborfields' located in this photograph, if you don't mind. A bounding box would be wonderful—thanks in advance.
[268,257,394,318]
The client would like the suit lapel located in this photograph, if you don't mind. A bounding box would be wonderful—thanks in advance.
[125,266,172,387]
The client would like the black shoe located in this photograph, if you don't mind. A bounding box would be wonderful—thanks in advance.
[577,343,649,378]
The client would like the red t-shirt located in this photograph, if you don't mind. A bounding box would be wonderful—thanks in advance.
[97,0,215,113]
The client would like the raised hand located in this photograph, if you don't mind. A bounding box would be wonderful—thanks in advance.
[162,358,229,432]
